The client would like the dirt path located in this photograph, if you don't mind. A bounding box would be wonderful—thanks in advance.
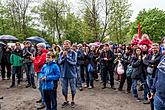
[0,79,150,110]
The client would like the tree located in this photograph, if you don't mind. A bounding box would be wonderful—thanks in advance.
[80,0,101,42]
[63,13,84,43]
[36,0,67,44]
[108,0,132,43]
[130,8,165,42]
[5,0,32,38]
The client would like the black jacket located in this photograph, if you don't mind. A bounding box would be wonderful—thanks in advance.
[143,52,161,77]
[131,57,143,79]
[100,49,115,68]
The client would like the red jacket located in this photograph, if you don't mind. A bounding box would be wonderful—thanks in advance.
[33,49,48,73]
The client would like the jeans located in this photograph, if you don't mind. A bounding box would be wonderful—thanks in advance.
[132,78,148,100]
[147,74,155,90]
[86,71,94,87]
[24,63,35,85]
[37,73,45,103]
[77,66,82,88]
[154,95,165,110]
[43,89,57,110]
[61,78,76,96]
[12,66,21,85]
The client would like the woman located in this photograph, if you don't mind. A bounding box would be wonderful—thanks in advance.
[85,46,95,89]
[54,45,61,64]
[131,47,148,102]
[118,46,133,93]
[40,52,60,110]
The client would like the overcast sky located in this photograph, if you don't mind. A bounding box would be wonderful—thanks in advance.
[68,0,165,21]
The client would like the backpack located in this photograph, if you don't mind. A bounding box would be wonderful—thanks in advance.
[117,60,124,75]
[126,64,133,77]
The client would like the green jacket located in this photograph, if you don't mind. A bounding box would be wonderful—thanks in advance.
[10,50,23,67]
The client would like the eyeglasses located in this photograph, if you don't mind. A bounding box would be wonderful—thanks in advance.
[46,56,51,59]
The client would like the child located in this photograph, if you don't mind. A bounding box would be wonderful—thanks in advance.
[40,52,60,110]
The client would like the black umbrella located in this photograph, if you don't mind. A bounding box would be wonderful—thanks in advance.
[0,35,18,41]
[26,36,47,43]
[0,42,6,46]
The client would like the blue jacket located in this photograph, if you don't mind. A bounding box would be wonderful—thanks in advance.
[58,49,77,79]
[40,61,60,90]
[151,56,165,99]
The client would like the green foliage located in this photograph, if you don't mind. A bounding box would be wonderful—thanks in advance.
[108,0,132,43]
[130,8,165,42]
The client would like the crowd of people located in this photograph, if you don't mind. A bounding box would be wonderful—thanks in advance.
[0,34,165,110]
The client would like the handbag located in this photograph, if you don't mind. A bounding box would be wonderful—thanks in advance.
[117,61,124,75]
[126,64,133,77]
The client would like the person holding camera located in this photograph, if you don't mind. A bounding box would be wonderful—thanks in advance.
[23,41,36,89]
[40,52,60,110]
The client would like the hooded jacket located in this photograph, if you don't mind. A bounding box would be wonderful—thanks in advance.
[40,60,60,90]
[33,49,48,73]
[10,49,23,67]
[58,49,77,79]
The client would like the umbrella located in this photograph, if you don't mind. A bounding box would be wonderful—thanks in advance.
[0,42,6,46]
[46,43,51,48]
[0,35,18,41]
[26,36,47,43]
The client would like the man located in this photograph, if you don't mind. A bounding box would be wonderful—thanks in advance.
[72,44,83,91]
[100,43,115,89]
[148,55,165,110]
[144,43,161,90]
[10,42,23,87]
[58,40,77,108]
[30,43,48,109]
[1,45,11,80]
[23,41,36,89]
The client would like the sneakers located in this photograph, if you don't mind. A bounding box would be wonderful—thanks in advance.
[135,98,141,102]
[71,102,76,108]
[84,84,87,88]
[79,87,83,91]
[111,86,116,90]
[36,99,42,103]
[26,84,31,88]
[61,101,69,108]
[10,84,15,88]
[143,100,150,104]
[0,97,3,99]
[32,85,36,89]
[37,103,45,110]
[88,86,92,89]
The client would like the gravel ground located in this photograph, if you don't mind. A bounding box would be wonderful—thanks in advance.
[0,78,150,110]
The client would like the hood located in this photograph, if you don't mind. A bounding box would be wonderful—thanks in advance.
[46,60,56,65]
[42,49,48,53]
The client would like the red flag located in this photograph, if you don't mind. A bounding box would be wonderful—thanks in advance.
[138,22,142,39]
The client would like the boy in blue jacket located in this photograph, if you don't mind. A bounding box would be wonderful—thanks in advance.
[40,52,60,110]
